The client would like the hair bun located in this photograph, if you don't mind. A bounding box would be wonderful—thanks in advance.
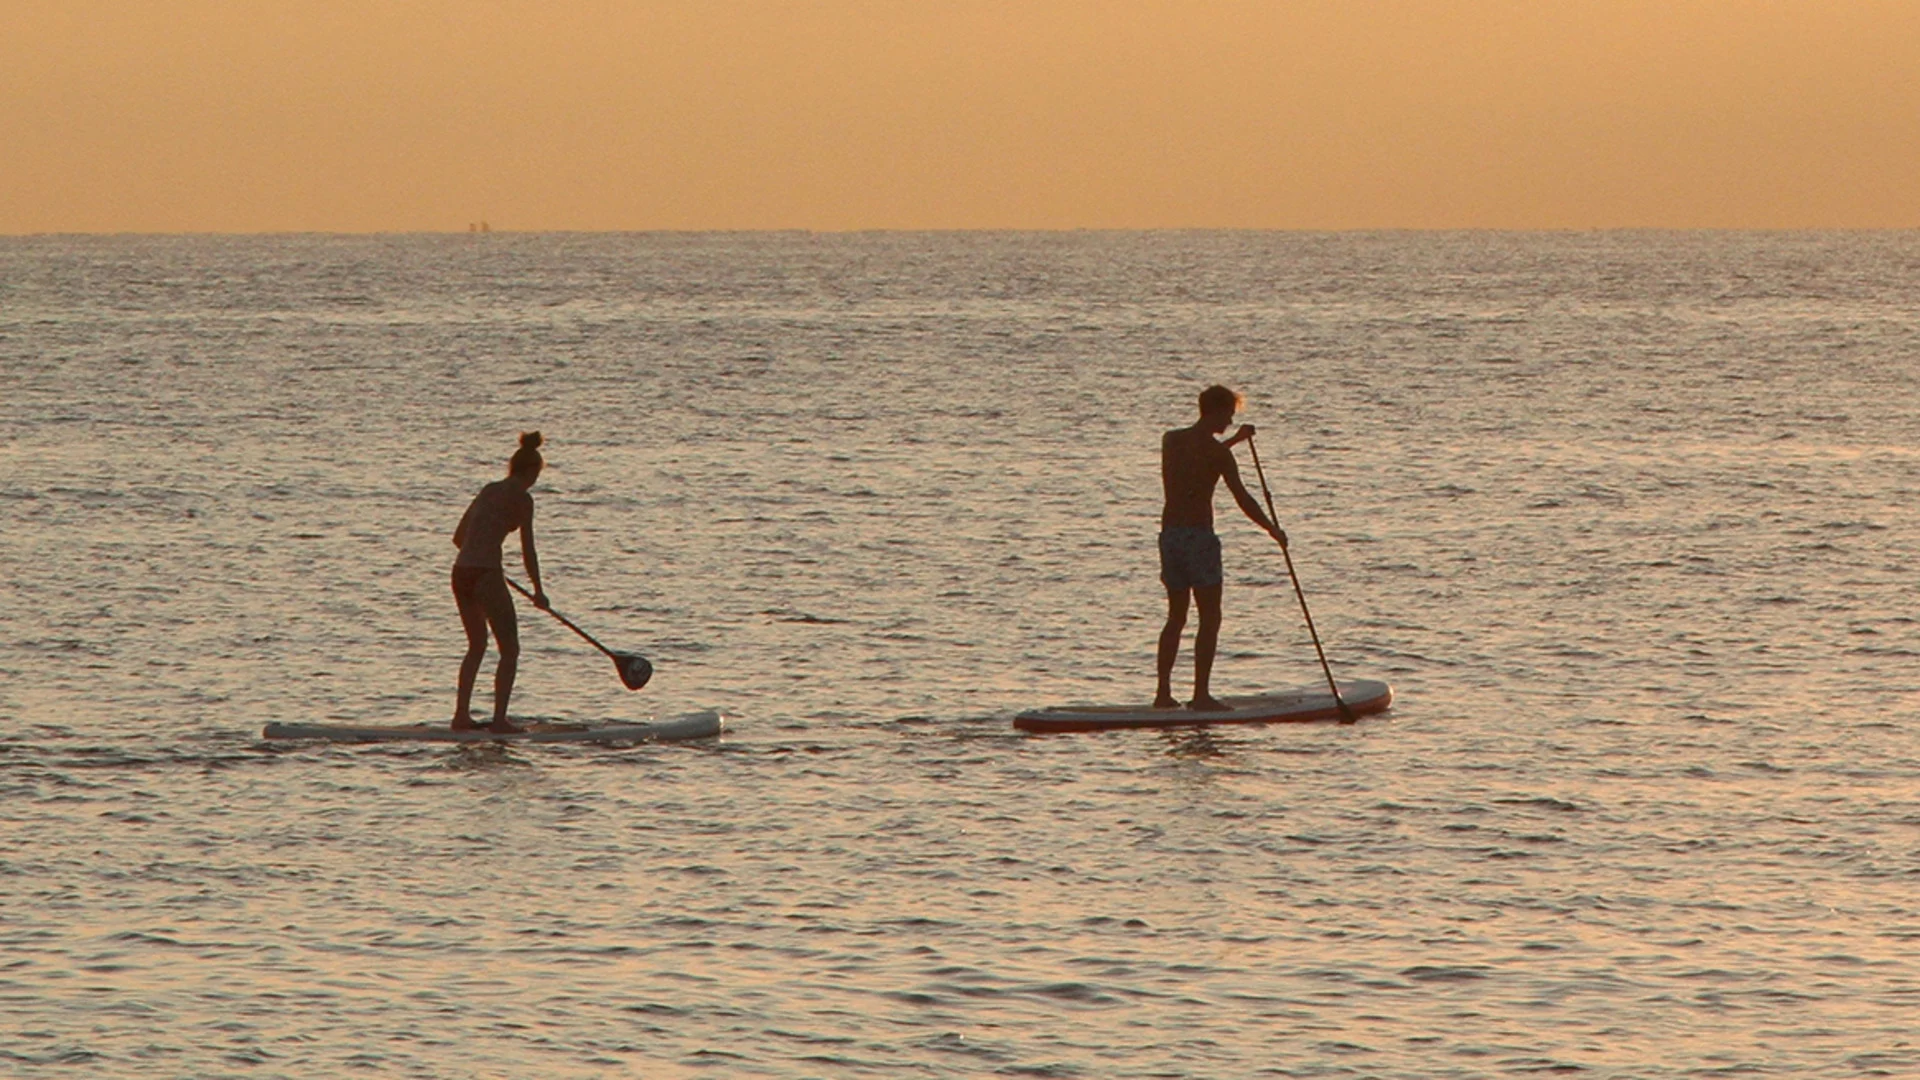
[519,431,543,450]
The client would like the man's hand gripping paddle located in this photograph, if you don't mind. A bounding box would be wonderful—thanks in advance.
[506,577,653,690]
[1244,436,1357,724]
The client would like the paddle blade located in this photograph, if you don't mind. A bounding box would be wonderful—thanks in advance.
[615,653,653,691]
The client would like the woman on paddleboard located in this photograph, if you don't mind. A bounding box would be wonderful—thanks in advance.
[451,431,549,732]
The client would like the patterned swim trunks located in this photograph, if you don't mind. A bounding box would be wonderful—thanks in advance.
[1159,527,1223,592]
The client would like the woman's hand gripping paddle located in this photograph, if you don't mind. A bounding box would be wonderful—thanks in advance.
[1244,436,1357,724]
[506,577,653,690]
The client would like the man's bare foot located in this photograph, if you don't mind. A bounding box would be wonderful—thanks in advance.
[1153,694,1181,709]
[1188,695,1230,712]
[485,719,524,734]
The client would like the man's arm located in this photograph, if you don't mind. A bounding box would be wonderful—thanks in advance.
[1219,450,1287,547]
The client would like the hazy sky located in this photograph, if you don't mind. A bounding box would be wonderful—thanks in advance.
[5,1,1916,232]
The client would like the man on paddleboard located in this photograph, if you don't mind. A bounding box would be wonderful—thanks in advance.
[451,431,550,732]
[1156,385,1286,710]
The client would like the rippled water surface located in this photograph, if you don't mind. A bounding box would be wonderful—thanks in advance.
[3,232,1918,1077]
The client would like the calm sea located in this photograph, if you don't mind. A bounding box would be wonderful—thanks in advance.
[2,232,1917,1078]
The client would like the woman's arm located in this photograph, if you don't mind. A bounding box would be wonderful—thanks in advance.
[519,497,548,608]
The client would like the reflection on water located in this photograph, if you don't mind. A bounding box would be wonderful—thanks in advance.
[2,232,1917,1077]
[1158,726,1231,760]
[440,741,535,771]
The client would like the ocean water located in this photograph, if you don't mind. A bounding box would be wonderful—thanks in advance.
[2,231,1917,1078]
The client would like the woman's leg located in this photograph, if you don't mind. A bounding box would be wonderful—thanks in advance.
[478,572,522,732]
[453,572,493,729]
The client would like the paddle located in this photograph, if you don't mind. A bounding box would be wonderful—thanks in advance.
[1244,436,1357,724]
[505,577,653,690]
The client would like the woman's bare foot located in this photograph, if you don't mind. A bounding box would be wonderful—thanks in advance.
[486,719,524,734]
[451,715,478,731]
[1153,694,1181,709]
[1189,695,1229,711]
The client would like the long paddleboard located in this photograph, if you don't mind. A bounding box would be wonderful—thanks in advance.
[262,709,724,744]
[1015,680,1392,733]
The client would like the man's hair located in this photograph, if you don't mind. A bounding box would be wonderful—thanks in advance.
[1198,384,1242,416]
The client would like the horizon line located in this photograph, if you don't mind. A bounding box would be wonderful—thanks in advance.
[8,225,1920,239]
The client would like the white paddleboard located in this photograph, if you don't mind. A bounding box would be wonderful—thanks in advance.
[262,709,724,744]
[1015,680,1392,733]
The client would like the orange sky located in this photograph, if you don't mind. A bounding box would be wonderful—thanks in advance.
[4,1,1916,232]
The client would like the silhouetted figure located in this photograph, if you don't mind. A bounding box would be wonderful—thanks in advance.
[451,432,549,732]
[1155,386,1286,710]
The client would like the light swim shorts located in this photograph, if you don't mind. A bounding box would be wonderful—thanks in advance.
[1158,527,1223,592]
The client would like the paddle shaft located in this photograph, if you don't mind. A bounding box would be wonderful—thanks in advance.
[1245,437,1355,723]
[505,576,619,660]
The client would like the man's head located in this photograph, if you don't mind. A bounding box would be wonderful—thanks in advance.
[1197,384,1242,428]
